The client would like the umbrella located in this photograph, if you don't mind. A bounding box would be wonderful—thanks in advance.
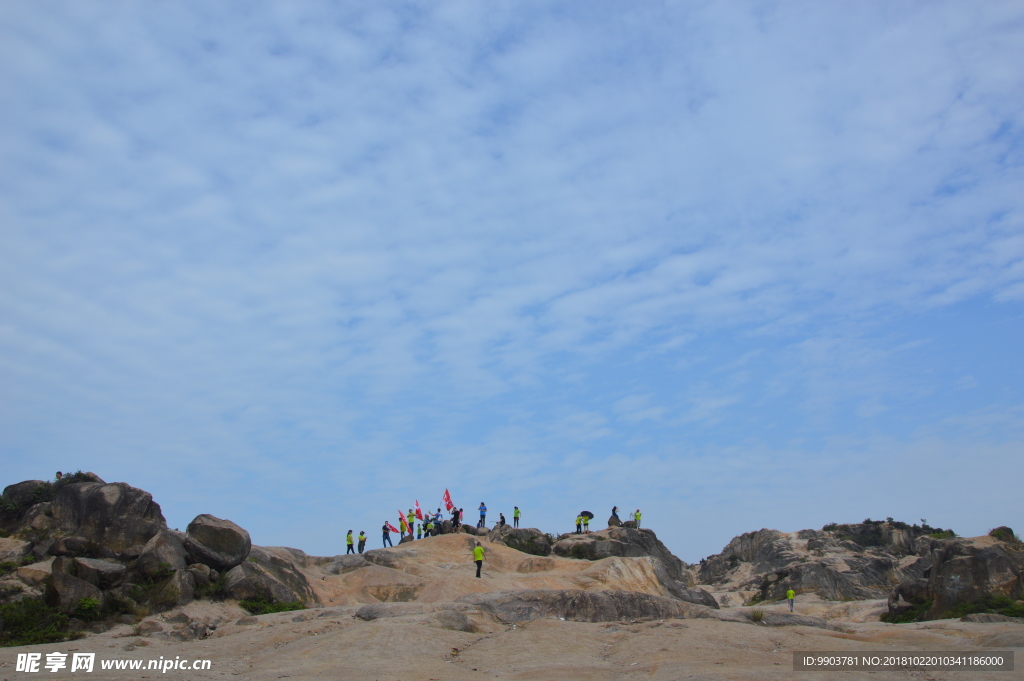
[580,511,594,520]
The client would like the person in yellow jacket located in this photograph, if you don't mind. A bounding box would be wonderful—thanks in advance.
[575,515,583,534]
[513,506,521,528]
[357,531,367,553]
[787,588,796,612]
[634,509,642,528]
[346,530,355,554]
[407,509,416,531]
[473,542,485,578]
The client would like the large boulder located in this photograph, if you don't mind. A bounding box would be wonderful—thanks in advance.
[48,536,91,557]
[155,569,195,608]
[223,546,316,605]
[73,557,127,590]
[47,571,104,614]
[17,558,54,587]
[1,480,47,509]
[501,528,552,557]
[183,514,251,571]
[608,515,622,528]
[553,528,687,582]
[51,482,166,552]
[134,530,187,578]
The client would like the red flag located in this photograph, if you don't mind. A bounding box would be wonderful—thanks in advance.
[414,499,423,521]
[442,488,454,512]
[386,522,400,534]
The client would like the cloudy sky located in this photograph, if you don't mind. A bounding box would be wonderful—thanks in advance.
[2,2,1022,562]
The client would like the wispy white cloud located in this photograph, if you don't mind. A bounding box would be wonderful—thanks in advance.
[1,1,1021,557]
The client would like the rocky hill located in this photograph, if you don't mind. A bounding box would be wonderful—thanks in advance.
[2,473,1021,650]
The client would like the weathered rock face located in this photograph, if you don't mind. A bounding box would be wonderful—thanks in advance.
[51,482,166,552]
[697,529,788,584]
[156,569,196,607]
[134,530,187,578]
[553,528,687,582]
[0,537,31,562]
[608,515,622,528]
[222,547,317,605]
[457,589,714,623]
[184,514,251,571]
[73,557,127,590]
[885,536,1024,620]
[1,480,47,508]
[49,536,91,557]
[502,528,552,557]
[47,571,104,613]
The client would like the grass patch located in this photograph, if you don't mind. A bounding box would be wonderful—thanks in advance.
[946,595,1024,619]
[0,597,79,647]
[194,571,228,601]
[750,608,764,623]
[239,593,305,616]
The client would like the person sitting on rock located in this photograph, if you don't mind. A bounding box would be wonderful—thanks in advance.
[611,506,620,521]
[498,512,506,528]
[346,530,355,554]
[576,514,583,534]
[357,531,367,553]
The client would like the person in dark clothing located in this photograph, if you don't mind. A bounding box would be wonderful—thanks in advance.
[453,508,461,529]
[498,512,506,527]
[382,522,393,547]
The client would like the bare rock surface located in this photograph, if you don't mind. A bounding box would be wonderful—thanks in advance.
[51,481,166,551]
[135,530,188,578]
[184,514,252,571]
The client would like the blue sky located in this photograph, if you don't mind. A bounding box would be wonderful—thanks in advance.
[1,2,1022,563]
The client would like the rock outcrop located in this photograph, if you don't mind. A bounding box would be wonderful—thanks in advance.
[885,534,1024,621]
[554,528,688,582]
[184,514,251,571]
[487,526,552,556]
[51,481,166,552]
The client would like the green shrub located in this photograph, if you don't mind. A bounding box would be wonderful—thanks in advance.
[989,527,1020,543]
[239,594,305,616]
[946,594,1024,619]
[750,608,764,623]
[72,597,101,622]
[194,572,228,601]
[0,597,77,647]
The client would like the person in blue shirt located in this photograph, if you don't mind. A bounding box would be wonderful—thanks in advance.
[478,502,487,528]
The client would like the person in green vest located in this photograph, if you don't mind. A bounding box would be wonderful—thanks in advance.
[634,509,642,528]
[426,518,435,536]
[787,588,796,612]
[582,513,590,533]
[473,542,485,578]
[407,509,416,532]
[346,530,355,554]
[513,506,521,528]
[575,514,583,534]
[416,523,422,540]
[357,531,367,553]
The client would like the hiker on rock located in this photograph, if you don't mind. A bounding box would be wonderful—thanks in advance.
[382,522,393,547]
[357,531,366,553]
[634,509,642,528]
[582,513,590,533]
[576,514,583,534]
[611,506,620,522]
[426,518,435,536]
[478,502,487,528]
[416,523,422,540]
[513,506,521,528]
[407,509,416,532]
[498,512,506,528]
[453,508,462,529]
[787,589,796,612]
[474,542,485,578]
[346,530,355,554]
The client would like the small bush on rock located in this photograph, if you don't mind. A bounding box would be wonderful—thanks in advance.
[72,597,101,622]
[239,594,304,616]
